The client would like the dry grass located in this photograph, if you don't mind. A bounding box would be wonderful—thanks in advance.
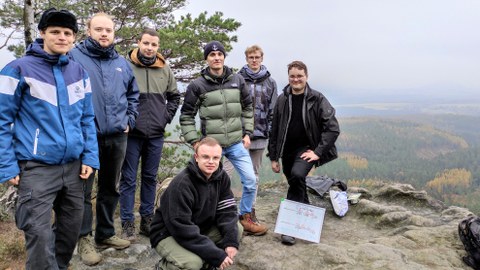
[0,220,26,270]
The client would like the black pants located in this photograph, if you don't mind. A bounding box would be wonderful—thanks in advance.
[80,133,127,242]
[281,146,315,204]
[16,160,83,270]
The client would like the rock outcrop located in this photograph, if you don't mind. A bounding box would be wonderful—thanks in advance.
[70,182,474,270]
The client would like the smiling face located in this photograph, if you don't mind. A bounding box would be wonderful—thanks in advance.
[288,67,308,95]
[87,15,115,48]
[206,51,225,76]
[40,26,75,55]
[138,33,159,58]
[194,143,222,179]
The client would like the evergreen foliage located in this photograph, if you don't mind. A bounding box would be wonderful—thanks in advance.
[0,0,241,81]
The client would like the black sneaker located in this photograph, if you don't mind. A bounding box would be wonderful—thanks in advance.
[139,214,153,236]
[281,234,296,245]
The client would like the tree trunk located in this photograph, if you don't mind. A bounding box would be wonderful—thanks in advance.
[23,0,35,48]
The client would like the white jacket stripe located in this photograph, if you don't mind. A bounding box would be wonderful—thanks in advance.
[25,77,57,106]
[0,75,19,95]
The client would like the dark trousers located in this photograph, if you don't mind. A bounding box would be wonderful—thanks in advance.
[80,133,127,242]
[281,146,315,204]
[119,136,164,223]
[15,160,83,270]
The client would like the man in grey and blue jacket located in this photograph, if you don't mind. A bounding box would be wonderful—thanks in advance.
[0,8,99,269]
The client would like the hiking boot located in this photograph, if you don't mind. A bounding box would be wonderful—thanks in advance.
[139,214,153,236]
[78,235,102,266]
[281,234,296,246]
[121,220,136,241]
[250,208,259,223]
[239,213,268,236]
[96,235,130,250]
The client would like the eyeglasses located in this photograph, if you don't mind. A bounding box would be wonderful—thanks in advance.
[247,56,262,61]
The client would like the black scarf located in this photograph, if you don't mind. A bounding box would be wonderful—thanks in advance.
[137,50,156,66]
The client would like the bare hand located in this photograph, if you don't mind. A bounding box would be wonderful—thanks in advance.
[8,175,20,186]
[300,149,319,163]
[124,125,130,133]
[225,247,238,259]
[271,161,280,173]
[219,255,234,270]
[242,135,250,149]
[79,165,93,180]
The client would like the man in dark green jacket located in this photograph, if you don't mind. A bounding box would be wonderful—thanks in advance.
[180,41,267,235]
[119,28,180,241]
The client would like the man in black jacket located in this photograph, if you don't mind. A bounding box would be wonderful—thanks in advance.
[268,60,340,246]
[150,137,242,270]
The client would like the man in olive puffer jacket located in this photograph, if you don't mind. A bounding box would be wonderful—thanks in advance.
[180,41,267,236]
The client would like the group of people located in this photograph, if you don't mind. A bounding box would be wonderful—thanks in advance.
[0,7,339,270]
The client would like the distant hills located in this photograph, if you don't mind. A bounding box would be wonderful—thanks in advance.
[166,103,480,213]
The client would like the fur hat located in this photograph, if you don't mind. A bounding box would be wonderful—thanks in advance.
[38,8,78,33]
[203,41,226,60]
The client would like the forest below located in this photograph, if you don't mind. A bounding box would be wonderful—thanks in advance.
[248,113,480,214]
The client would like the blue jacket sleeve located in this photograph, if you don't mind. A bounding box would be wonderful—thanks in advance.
[80,74,100,170]
[126,64,139,129]
[0,65,22,183]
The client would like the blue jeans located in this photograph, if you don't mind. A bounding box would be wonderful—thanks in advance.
[119,136,164,223]
[222,142,256,215]
[80,133,127,242]
[16,160,83,270]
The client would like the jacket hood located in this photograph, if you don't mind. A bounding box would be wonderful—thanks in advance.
[75,37,119,59]
[128,48,166,68]
[26,38,69,66]
[186,157,224,183]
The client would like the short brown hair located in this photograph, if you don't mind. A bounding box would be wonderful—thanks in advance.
[245,45,264,57]
[87,12,115,29]
[138,28,159,40]
[195,137,221,153]
[287,61,308,77]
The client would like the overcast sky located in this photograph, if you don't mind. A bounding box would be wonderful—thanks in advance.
[176,0,480,103]
[1,0,478,103]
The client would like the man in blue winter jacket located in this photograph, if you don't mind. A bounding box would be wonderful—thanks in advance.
[0,8,99,270]
[70,12,139,266]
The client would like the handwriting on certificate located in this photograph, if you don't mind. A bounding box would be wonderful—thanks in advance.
[274,199,325,243]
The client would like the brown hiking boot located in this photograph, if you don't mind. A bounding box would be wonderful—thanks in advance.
[96,235,130,250]
[240,212,268,236]
[78,235,102,266]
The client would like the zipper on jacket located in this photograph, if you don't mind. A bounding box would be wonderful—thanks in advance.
[33,128,39,155]
[279,95,292,158]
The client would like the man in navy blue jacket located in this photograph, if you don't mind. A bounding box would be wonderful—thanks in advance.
[0,8,99,270]
[70,12,139,266]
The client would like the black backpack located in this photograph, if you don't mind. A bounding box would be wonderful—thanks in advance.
[458,216,480,270]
